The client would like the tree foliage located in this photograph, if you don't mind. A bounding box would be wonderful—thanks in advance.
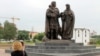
[90,38,100,45]
[91,35,100,38]
[3,21,17,40]
[0,23,4,39]
[17,30,29,40]
[33,33,44,42]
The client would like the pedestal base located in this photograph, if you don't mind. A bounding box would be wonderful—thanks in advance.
[5,40,100,56]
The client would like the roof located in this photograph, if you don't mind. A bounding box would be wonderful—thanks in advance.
[74,28,90,31]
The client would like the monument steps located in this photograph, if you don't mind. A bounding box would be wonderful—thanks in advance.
[26,48,100,53]
[5,40,100,56]
[26,45,96,50]
[76,51,100,56]
[35,43,83,46]
[27,51,100,56]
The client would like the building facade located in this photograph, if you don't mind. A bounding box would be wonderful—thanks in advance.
[72,28,90,45]
[29,32,38,40]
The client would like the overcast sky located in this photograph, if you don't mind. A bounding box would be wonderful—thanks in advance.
[0,0,100,34]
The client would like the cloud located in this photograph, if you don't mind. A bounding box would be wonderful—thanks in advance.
[0,0,100,34]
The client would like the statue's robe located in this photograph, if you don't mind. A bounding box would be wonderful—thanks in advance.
[61,9,75,40]
[45,7,60,39]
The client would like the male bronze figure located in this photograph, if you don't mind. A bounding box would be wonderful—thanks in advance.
[45,1,60,40]
[61,4,75,40]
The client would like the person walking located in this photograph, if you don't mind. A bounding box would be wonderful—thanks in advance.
[11,41,27,56]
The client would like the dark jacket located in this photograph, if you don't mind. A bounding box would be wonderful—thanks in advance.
[45,7,60,39]
[11,51,27,56]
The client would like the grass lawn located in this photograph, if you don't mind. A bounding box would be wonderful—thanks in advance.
[0,42,12,49]
[0,41,35,49]
[24,41,35,46]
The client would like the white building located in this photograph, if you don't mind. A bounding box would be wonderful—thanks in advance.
[72,28,90,45]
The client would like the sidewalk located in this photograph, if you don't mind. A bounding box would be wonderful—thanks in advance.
[0,49,10,56]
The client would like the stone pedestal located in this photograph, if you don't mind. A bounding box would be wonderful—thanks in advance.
[45,40,74,43]
[5,40,100,56]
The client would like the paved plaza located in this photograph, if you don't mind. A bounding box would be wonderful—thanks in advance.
[0,49,10,56]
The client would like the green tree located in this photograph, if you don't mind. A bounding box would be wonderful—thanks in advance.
[0,23,4,39]
[17,30,29,40]
[33,33,44,42]
[4,20,17,40]
[91,35,100,38]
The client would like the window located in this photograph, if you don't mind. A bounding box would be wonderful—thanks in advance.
[85,40,86,43]
[85,30,87,37]
[78,30,80,37]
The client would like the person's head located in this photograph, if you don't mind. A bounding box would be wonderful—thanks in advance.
[51,1,56,7]
[66,4,70,10]
[12,41,23,51]
[20,41,24,47]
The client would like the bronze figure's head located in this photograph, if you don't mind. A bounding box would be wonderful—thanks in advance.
[66,4,70,10]
[51,1,56,7]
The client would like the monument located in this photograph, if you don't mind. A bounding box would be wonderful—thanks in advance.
[45,2,75,40]
[22,1,100,56]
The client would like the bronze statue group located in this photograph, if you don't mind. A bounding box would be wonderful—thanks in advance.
[45,1,75,40]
